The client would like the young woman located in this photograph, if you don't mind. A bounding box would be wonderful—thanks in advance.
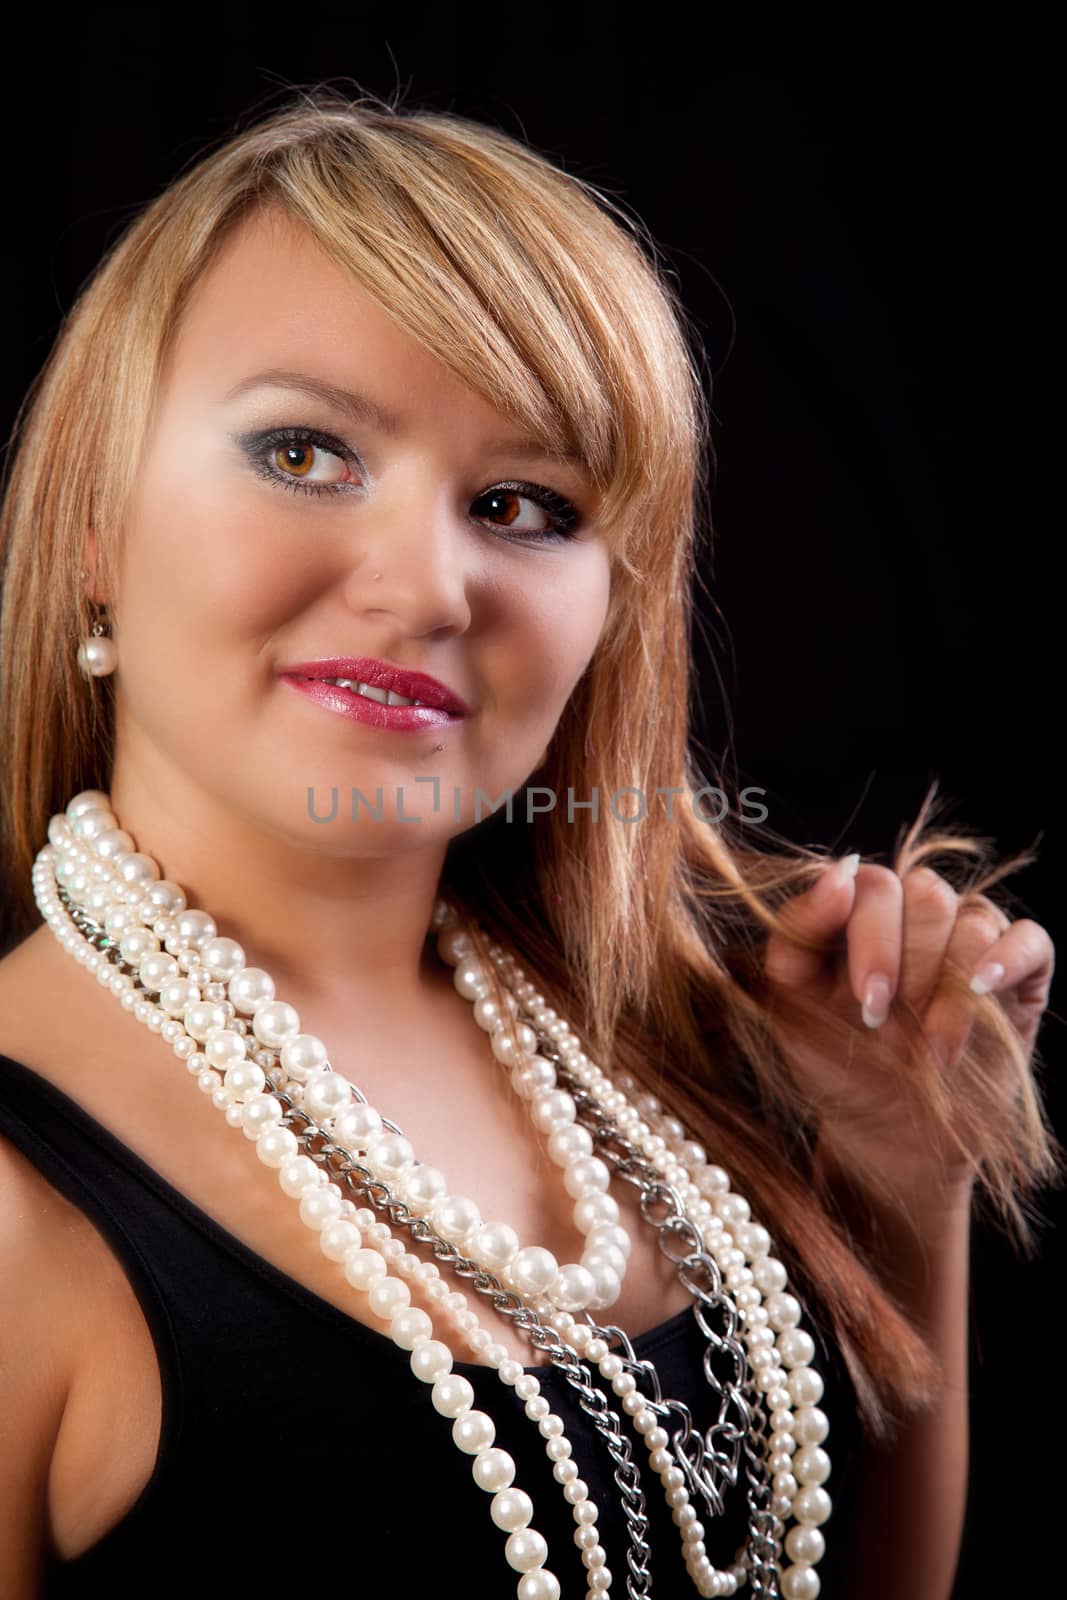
[0,89,1056,1600]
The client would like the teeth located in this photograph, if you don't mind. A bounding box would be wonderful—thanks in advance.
[319,677,426,708]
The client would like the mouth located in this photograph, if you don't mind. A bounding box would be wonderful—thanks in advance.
[280,672,465,732]
[276,657,471,718]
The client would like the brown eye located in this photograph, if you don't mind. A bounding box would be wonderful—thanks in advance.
[472,483,580,541]
[275,443,315,478]
[240,426,359,497]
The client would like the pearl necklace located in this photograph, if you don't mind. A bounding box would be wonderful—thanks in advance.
[33,790,832,1600]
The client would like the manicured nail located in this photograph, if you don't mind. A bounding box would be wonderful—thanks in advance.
[811,851,861,907]
[970,961,1005,996]
[862,972,892,1028]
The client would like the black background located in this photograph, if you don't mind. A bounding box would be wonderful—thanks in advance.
[2,10,1058,1593]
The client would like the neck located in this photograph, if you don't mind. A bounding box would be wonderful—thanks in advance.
[106,765,452,1011]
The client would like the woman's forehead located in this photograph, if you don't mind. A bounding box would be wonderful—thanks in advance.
[159,212,588,477]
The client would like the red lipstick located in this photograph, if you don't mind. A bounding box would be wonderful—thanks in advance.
[278,656,470,733]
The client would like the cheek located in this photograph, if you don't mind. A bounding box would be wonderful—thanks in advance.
[119,453,320,647]
[496,550,610,699]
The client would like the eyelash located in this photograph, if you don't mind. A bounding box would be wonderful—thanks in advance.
[240,424,582,543]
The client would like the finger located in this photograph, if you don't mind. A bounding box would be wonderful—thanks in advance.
[898,867,959,1017]
[763,851,861,994]
[920,908,1034,1068]
[846,864,904,1029]
[967,917,1055,1003]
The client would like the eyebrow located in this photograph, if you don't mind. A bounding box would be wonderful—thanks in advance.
[222,368,587,470]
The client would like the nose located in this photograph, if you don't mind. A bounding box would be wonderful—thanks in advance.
[339,470,475,639]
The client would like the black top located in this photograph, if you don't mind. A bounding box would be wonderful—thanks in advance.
[0,1053,863,1597]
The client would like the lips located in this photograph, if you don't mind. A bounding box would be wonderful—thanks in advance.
[276,657,471,717]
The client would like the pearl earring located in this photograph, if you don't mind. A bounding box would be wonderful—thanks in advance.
[77,603,117,678]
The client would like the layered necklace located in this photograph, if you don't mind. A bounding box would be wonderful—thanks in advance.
[33,790,833,1600]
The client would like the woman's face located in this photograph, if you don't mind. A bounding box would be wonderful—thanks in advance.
[98,205,612,866]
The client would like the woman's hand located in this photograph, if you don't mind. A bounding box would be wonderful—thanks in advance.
[762,855,1055,1224]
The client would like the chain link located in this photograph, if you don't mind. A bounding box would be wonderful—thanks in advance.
[541,1042,783,1598]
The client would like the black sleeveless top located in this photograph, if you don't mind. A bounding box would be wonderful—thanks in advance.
[0,1054,864,1596]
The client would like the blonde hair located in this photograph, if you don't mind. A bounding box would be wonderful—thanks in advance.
[0,83,1059,1440]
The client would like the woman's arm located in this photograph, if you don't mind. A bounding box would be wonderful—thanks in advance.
[839,1188,973,1600]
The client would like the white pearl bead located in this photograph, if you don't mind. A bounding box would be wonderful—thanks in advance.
[364,1130,415,1178]
[792,1485,832,1525]
[318,1218,362,1259]
[472,1447,516,1492]
[585,1259,622,1308]
[573,1192,620,1232]
[490,1487,534,1531]
[93,827,136,860]
[504,1528,548,1572]
[794,1405,829,1444]
[278,1032,329,1081]
[119,928,158,960]
[453,957,489,999]
[530,1089,577,1131]
[766,1292,802,1330]
[223,1061,266,1099]
[752,1256,788,1294]
[563,1156,610,1197]
[516,1572,561,1600]
[227,966,275,1013]
[472,994,506,1030]
[778,1328,816,1369]
[278,1154,321,1196]
[794,1445,831,1486]
[785,1524,825,1564]
[241,1093,283,1136]
[368,1277,412,1319]
[553,1262,596,1311]
[431,1373,473,1415]
[546,1124,594,1165]
[510,1246,559,1296]
[453,1410,496,1454]
[333,1102,384,1147]
[390,1308,434,1349]
[201,936,246,979]
[432,1193,483,1243]
[298,1186,343,1230]
[343,1248,388,1290]
[252,1000,301,1047]
[490,1020,537,1063]
[183,1001,228,1041]
[788,1367,825,1407]
[412,1340,455,1384]
[470,1220,521,1271]
[781,1563,821,1599]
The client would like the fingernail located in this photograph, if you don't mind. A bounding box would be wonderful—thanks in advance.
[970,961,1004,996]
[811,851,861,907]
[862,971,892,1028]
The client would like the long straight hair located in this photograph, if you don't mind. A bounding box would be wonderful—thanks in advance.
[0,85,1058,1439]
